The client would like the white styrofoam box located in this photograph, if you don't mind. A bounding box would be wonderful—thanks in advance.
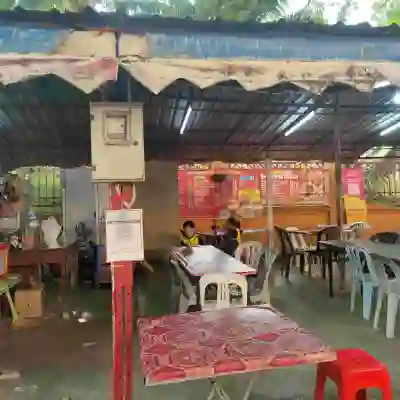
[90,103,145,182]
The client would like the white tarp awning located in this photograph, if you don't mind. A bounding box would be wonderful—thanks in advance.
[0,55,118,93]
[3,54,400,95]
[120,57,400,94]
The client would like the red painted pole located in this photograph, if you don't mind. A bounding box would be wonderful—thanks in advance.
[109,183,135,400]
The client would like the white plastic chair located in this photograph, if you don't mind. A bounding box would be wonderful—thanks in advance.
[199,273,247,311]
[249,248,277,305]
[372,256,400,338]
[380,282,400,339]
[199,274,230,311]
[234,241,263,270]
[346,245,381,320]
[170,256,197,313]
[343,222,366,240]
[226,274,248,308]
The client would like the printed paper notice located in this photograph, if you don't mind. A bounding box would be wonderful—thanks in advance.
[105,209,144,262]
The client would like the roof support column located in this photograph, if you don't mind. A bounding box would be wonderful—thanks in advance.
[109,183,135,400]
[264,157,275,291]
[333,94,344,231]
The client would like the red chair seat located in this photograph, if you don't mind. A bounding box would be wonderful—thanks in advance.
[314,348,392,400]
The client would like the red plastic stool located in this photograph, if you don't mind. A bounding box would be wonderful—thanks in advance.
[314,348,392,400]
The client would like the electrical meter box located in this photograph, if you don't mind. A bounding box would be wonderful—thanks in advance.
[90,103,145,182]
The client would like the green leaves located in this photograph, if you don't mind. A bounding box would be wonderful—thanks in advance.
[0,0,15,10]
[0,0,90,11]
[287,0,326,23]
[387,7,400,24]
[372,0,400,25]
[194,0,287,22]
[125,0,195,17]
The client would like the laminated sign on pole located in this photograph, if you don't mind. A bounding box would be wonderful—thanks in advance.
[90,102,145,400]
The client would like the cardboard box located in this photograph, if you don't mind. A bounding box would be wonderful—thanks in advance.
[15,288,43,319]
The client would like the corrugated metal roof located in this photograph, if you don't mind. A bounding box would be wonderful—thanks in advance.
[0,76,90,173]
[0,26,68,53]
[0,9,398,64]
[142,80,400,162]
[1,74,400,172]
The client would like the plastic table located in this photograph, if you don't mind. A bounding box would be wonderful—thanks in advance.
[172,246,256,277]
[138,306,335,399]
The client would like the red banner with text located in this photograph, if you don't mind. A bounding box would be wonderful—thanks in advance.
[178,163,329,219]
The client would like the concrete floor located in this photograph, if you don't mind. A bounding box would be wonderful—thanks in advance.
[0,266,399,400]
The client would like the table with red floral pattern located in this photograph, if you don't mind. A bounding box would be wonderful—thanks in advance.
[138,306,335,389]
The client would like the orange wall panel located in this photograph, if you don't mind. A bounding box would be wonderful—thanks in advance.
[367,204,400,237]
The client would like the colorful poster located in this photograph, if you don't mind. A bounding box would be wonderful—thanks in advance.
[342,167,367,223]
[178,169,216,218]
[270,168,328,204]
[178,163,329,218]
[342,168,365,200]
[238,170,263,205]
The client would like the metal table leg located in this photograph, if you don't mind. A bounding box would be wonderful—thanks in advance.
[5,288,19,324]
[328,250,334,298]
[206,376,256,400]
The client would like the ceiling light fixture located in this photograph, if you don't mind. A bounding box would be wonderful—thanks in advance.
[392,92,400,105]
[180,105,193,135]
[373,81,391,89]
[380,120,400,136]
[360,146,393,158]
[284,110,316,137]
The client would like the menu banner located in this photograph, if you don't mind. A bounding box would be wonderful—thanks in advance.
[342,168,365,200]
[178,163,329,219]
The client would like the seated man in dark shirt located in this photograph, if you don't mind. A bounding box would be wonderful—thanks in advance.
[216,217,241,257]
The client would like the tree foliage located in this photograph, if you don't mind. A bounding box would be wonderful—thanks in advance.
[286,0,326,23]
[122,0,288,22]
[373,0,400,24]
[0,0,95,11]
[0,0,398,26]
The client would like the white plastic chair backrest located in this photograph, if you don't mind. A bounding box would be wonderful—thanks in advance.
[370,254,400,284]
[226,274,247,307]
[345,245,360,273]
[346,245,379,285]
[235,241,263,269]
[199,273,230,310]
[170,256,195,299]
[252,248,278,300]
[286,227,307,250]
[263,247,278,283]
[350,222,365,230]
[349,222,365,239]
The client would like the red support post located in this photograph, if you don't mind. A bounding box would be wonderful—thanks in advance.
[109,183,135,400]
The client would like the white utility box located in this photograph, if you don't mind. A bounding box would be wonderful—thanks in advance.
[90,103,145,182]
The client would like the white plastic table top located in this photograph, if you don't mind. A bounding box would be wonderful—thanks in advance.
[173,245,257,277]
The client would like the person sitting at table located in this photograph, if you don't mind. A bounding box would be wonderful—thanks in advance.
[180,220,204,247]
[216,217,242,256]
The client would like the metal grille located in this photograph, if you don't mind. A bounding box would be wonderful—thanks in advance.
[361,161,400,203]
[27,167,62,217]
